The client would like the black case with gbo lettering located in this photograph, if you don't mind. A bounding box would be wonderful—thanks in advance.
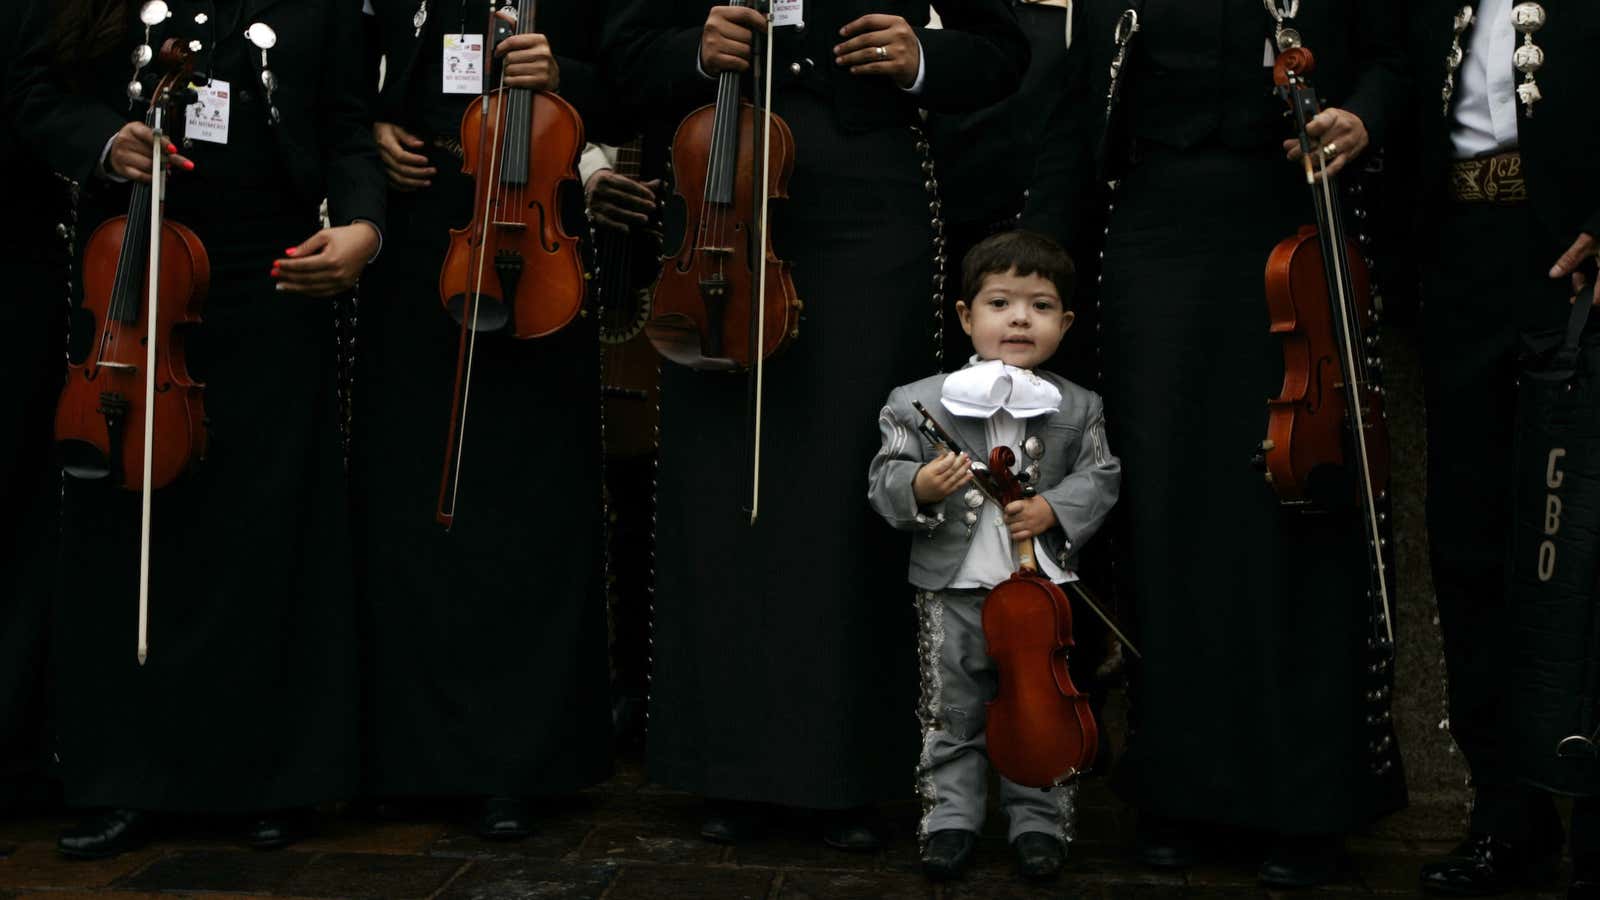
[1507,283,1600,797]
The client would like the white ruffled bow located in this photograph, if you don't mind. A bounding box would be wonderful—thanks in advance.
[940,358,1062,419]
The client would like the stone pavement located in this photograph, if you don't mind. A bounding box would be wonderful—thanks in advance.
[0,751,1574,900]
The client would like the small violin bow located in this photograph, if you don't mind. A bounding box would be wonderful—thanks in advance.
[912,401,1141,659]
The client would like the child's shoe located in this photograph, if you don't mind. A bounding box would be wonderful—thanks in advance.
[1013,831,1065,881]
[921,829,978,881]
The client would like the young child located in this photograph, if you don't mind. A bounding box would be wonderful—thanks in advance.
[868,230,1121,882]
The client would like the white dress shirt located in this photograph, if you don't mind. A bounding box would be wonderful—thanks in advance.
[1451,0,1519,159]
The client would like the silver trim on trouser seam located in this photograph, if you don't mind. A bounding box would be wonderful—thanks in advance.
[915,590,946,846]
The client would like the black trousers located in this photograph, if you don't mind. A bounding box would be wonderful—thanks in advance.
[1421,197,1579,845]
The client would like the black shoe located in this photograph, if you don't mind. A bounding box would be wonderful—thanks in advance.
[699,801,763,845]
[1573,854,1600,900]
[921,829,978,882]
[57,809,151,860]
[822,808,881,852]
[1259,834,1343,888]
[476,797,532,842]
[244,810,308,850]
[1420,834,1559,895]
[1136,814,1203,870]
[1013,831,1065,881]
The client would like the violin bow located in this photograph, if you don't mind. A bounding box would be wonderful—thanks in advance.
[745,0,778,526]
[912,401,1142,659]
[135,102,170,666]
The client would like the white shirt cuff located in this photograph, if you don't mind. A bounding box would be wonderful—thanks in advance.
[579,144,618,186]
[97,132,129,183]
[903,37,927,95]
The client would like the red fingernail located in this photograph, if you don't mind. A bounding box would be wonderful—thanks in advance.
[271,267,280,277]
[182,161,195,171]
[166,142,176,153]
[285,248,297,256]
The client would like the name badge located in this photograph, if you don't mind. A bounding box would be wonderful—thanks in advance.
[186,78,230,145]
[443,33,484,94]
[772,0,803,27]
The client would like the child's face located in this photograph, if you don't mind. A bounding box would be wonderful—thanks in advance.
[956,269,1074,370]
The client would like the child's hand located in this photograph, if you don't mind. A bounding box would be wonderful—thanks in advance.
[1004,496,1057,542]
[913,451,972,505]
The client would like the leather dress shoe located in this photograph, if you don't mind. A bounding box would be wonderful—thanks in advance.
[476,797,533,841]
[58,808,152,860]
[921,828,979,881]
[1420,834,1559,895]
[1136,815,1203,870]
[244,810,308,850]
[1569,852,1600,899]
[1013,830,1065,881]
[1259,834,1343,888]
[699,801,764,845]
[821,808,881,852]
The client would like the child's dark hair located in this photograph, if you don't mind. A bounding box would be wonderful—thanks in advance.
[960,230,1076,310]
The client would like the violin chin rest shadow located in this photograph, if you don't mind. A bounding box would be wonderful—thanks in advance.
[445,293,510,334]
[645,314,738,371]
[58,440,112,481]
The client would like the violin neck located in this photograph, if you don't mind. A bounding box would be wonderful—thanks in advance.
[110,105,167,326]
[1014,537,1039,574]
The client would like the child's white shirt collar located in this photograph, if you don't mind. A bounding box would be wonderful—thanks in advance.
[940,356,1062,420]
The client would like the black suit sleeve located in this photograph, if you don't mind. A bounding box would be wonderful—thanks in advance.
[602,0,714,123]
[322,0,387,232]
[12,0,131,186]
[1340,0,1407,150]
[1020,0,1098,258]
[916,0,1028,113]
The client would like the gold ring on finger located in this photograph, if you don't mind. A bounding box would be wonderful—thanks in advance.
[1321,142,1339,158]
[875,45,888,60]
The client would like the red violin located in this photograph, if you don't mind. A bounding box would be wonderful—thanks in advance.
[980,446,1099,789]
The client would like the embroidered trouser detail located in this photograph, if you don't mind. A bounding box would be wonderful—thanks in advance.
[916,589,1077,843]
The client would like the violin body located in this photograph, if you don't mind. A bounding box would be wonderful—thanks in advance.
[1263,226,1390,503]
[439,84,586,338]
[980,446,1098,788]
[56,215,210,491]
[983,569,1099,788]
[649,99,801,370]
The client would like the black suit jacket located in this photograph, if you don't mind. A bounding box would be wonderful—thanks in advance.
[370,0,627,144]
[1409,0,1600,251]
[14,0,385,234]
[603,0,1028,137]
[1023,0,1404,258]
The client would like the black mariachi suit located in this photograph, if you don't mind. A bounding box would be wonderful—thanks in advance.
[16,0,384,812]
[1409,0,1600,847]
[605,0,1027,809]
[351,0,614,799]
[0,0,69,806]
[1024,0,1408,834]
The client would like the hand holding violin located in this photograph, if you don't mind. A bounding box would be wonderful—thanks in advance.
[271,223,380,297]
[496,32,560,90]
[834,15,921,89]
[699,5,767,75]
[105,120,193,182]
[1281,107,1369,180]
[1003,496,1057,543]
